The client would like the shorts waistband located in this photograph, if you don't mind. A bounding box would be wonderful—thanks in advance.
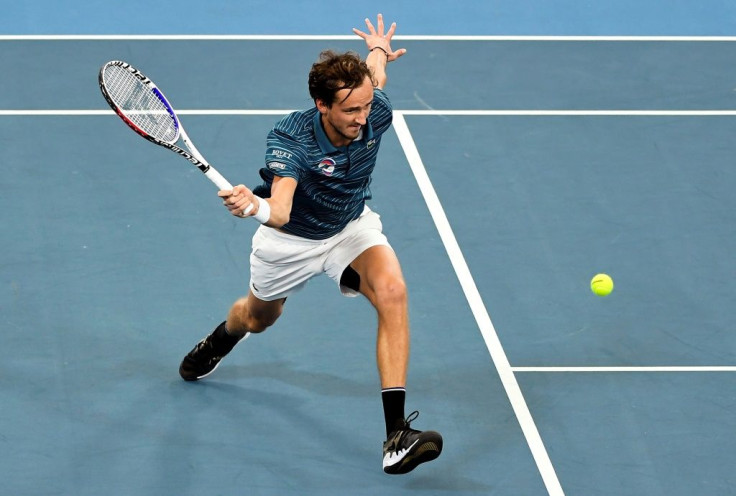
[261,205,372,244]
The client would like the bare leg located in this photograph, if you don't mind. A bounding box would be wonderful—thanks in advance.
[226,290,286,337]
[349,245,409,388]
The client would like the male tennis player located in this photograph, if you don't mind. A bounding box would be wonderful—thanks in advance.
[179,14,442,475]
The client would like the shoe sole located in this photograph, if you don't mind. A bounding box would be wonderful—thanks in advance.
[179,360,222,381]
[384,432,443,475]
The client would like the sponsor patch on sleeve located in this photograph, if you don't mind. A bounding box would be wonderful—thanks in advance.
[269,148,293,161]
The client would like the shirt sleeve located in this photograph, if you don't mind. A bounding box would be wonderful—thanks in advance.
[264,127,308,181]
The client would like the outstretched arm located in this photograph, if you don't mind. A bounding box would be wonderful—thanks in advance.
[353,14,406,89]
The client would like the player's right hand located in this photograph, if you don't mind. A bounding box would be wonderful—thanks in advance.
[219,184,256,217]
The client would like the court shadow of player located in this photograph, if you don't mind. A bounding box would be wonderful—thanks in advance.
[215,359,377,398]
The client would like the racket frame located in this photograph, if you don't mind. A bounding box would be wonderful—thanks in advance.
[98,60,233,191]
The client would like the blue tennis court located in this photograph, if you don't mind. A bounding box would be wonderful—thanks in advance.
[2,3,736,495]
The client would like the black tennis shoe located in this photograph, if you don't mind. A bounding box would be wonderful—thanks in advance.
[382,411,442,474]
[179,322,248,381]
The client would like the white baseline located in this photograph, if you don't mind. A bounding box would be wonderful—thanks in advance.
[2,35,736,41]
[2,109,736,116]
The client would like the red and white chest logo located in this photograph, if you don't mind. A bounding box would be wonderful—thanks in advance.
[317,157,336,176]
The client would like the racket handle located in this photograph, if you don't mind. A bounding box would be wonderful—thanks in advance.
[205,167,254,215]
[205,167,233,190]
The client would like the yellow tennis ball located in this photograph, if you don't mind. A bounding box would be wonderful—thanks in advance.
[591,273,614,296]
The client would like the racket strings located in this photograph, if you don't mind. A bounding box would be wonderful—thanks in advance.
[103,65,179,143]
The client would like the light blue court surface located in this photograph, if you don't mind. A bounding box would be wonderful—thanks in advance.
[2,3,736,496]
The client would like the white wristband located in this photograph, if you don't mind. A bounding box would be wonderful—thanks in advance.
[252,196,271,224]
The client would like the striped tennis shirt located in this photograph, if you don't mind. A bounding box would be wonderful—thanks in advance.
[253,88,393,240]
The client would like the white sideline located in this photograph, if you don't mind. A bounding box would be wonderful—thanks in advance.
[393,112,565,496]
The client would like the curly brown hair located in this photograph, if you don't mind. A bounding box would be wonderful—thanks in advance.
[308,50,374,106]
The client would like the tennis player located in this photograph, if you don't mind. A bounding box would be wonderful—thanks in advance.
[179,14,442,475]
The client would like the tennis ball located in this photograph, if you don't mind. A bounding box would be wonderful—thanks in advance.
[590,273,614,296]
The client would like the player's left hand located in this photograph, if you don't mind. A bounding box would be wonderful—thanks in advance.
[353,13,406,62]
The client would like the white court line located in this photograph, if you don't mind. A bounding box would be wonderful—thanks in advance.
[2,110,736,117]
[0,110,292,116]
[513,366,736,373]
[392,112,564,496]
[2,35,736,41]
[399,110,736,116]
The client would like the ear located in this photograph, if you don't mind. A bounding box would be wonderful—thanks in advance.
[315,98,330,115]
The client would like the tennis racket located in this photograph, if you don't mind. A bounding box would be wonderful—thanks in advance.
[99,60,252,212]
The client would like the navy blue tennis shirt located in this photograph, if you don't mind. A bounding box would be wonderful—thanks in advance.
[253,88,393,240]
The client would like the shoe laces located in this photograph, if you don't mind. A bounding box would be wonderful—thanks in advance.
[388,411,421,446]
[401,411,420,428]
[190,336,219,360]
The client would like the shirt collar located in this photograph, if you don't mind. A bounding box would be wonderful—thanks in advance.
[313,111,338,154]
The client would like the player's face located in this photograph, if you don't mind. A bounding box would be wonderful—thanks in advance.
[317,76,374,148]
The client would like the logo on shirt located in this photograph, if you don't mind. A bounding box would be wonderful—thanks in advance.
[366,138,377,149]
[317,157,336,177]
[267,162,286,170]
[270,148,293,160]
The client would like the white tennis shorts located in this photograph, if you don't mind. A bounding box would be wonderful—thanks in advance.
[249,206,391,301]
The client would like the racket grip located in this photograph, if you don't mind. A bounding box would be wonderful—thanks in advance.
[204,167,233,190]
[205,167,255,215]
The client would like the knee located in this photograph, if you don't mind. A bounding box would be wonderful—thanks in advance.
[248,308,281,333]
[371,274,408,309]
